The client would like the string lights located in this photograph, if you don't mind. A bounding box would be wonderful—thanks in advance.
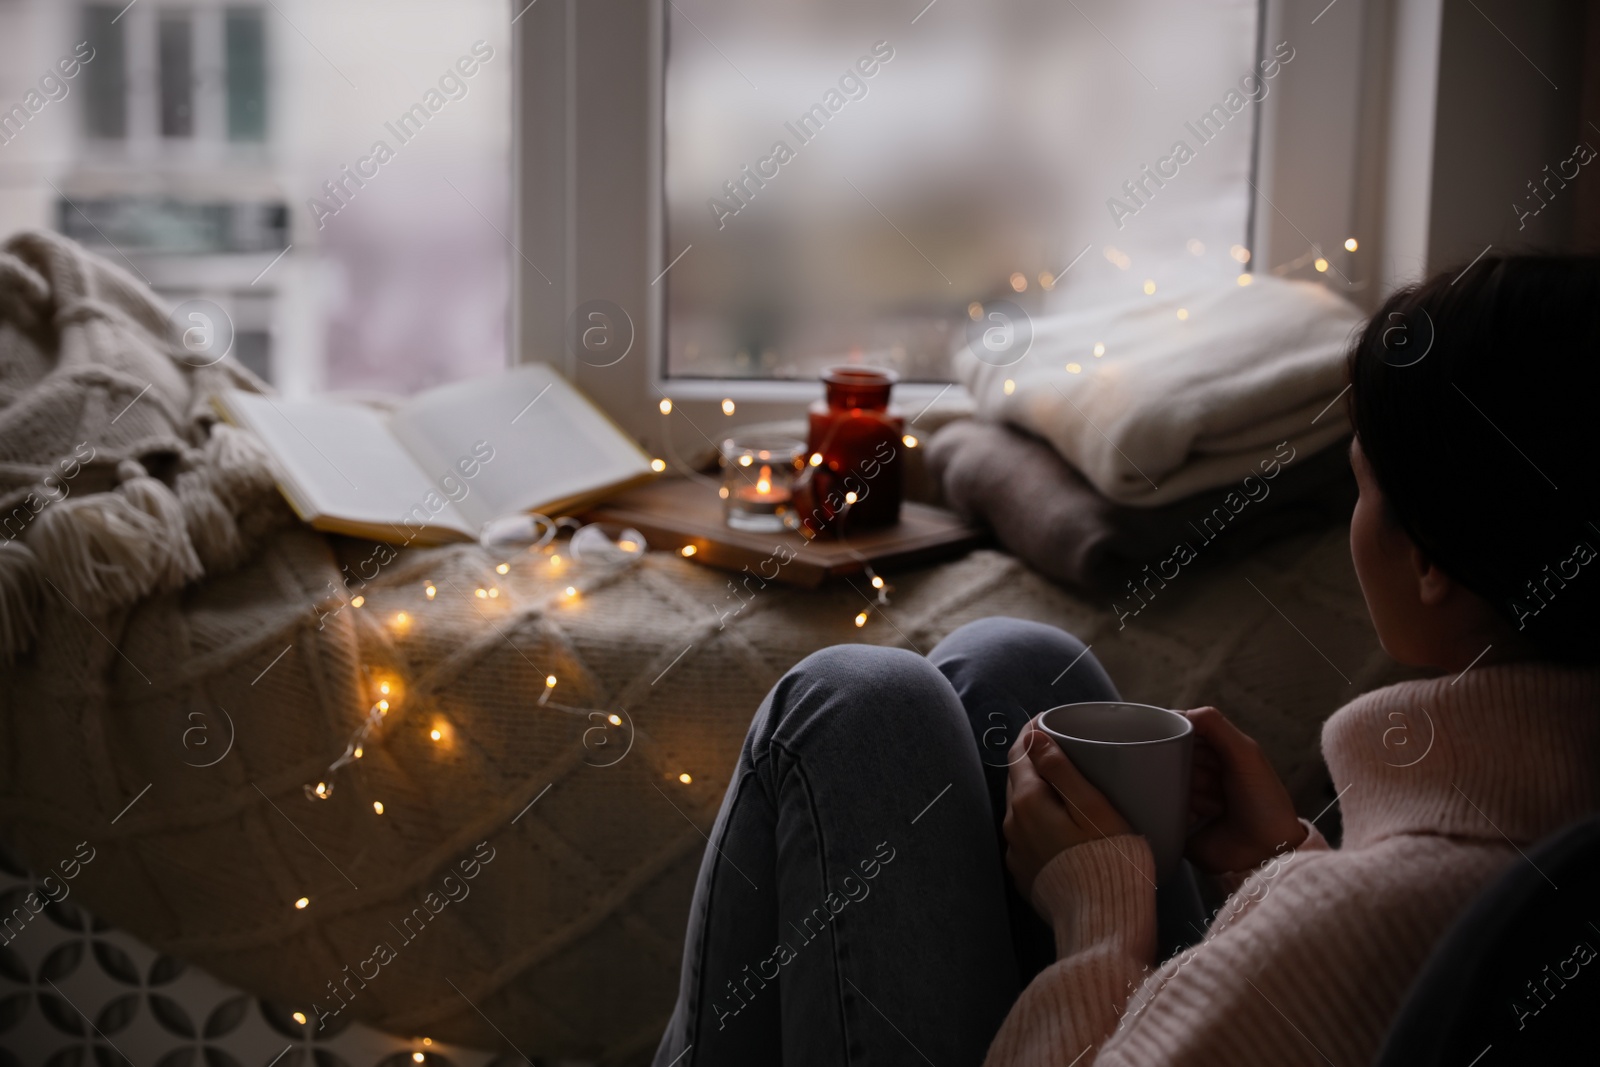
[299,517,651,815]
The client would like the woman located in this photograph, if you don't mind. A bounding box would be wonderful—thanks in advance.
[652,255,1600,1066]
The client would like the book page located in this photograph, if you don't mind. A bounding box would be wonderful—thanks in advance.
[220,391,476,541]
[392,363,654,526]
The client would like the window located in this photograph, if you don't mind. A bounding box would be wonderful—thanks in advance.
[0,1,510,400]
[226,9,266,142]
[82,4,125,139]
[159,12,194,138]
[662,1,1258,384]
[514,0,1312,453]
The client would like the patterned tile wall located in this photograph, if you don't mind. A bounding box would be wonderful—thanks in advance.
[0,846,561,1067]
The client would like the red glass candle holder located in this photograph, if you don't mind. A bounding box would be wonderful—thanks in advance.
[799,367,904,536]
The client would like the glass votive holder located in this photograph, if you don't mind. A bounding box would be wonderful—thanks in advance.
[720,435,804,532]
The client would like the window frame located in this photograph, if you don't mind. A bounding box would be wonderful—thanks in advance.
[512,0,1395,458]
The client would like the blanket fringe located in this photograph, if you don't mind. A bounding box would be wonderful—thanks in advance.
[176,466,246,573]
[0,541,42,661]
[30,459,204,614]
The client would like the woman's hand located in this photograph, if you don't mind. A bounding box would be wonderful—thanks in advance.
[1182,706,1307,875]
[1003,719,1132,902]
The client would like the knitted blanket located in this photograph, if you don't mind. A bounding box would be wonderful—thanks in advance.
[0,232,1412,1064]
[0,230,284,652]
[927,419,1356,591]
[956,274,1364,507]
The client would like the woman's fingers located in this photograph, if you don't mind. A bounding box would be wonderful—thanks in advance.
[1026,730,1132,836]
[1006,725,1050,802]
[1183,706,1262,770]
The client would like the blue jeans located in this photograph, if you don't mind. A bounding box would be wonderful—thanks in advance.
[653,617,1205,1066]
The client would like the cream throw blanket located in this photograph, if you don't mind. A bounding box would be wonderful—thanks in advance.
[0,229,281,656]
[954,274,1364,507]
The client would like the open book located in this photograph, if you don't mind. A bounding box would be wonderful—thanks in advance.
[215,364,657,545]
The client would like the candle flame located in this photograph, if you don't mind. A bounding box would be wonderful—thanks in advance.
[756,465,772,495]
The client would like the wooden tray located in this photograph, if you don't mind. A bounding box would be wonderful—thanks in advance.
[580,478,986,588]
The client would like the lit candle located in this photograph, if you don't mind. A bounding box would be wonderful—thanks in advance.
[722,437,804,532]
[735,464,792,506]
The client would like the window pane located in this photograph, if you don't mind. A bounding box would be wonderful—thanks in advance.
[82,4,125,138]
[664,0,1258,381]
[226,9,266,141]
[159,12,194,138]
[2,0,510,400]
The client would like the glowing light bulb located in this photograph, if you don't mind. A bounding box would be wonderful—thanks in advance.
[681,545,697,557]
[1344,237,1358,252]
[430,728,442,742]
[377,699,389,714]
[295,896,309,910]
[854,611,869,628]
[1003,379,1015,395]
[1176,308,1189,321]
[564,586,577,598]
[379,682,391,695]
[496,562,510,575]
[718,486,729,499]
[1142,279,1156,295]
[678,772,693,784]
[619,539,639,552]
[1314,258,1329,273]
[354,746,364,759]
[1066,362,1082,374]
[545,675,557,689]
[424,584,436,599]
[1009,272,1027,292]
[809,452,823,466]
[549,554,561,565]
[721,398,736,415]
[1093,342,1106,357]
[738,454,753,467]
[1231,245,1251,263]
[314,782,328,797]
[608,714,622,726]
[902,434,918,448]
[413,1055,425,1064]
[373,800,384,814]
[1237,273,1253,287]
[392,611,410,630]
[967,301,983,320]
[351,596,364,608]
[844,491,858,504]
[487,587,499,598]
[475,588,487,598]
[659,398,673,414]
[1039,271,1056,290]
[293,1012,307,1025]
[871,575,885,589]
[650,458,667,473]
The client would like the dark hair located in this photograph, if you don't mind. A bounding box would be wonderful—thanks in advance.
[1346,254,1600,665]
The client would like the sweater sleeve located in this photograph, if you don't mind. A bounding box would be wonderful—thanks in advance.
[982,835,1158,1067]
[1215,818,1329,896]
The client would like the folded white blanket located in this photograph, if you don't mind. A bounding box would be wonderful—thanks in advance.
[954,274,1364,506]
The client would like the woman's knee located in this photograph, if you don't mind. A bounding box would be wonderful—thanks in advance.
[930,617,1116,706]
[759,643,956,749]
[933,617,1090,669]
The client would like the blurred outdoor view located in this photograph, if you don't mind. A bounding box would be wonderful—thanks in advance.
[0,0,511,399]
[665,0,1259,381]
[0,0,1263,394]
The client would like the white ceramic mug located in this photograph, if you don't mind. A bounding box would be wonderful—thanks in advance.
[1036,702,1194,881]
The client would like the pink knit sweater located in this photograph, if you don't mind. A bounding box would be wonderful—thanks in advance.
[984,661,1600,1067]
